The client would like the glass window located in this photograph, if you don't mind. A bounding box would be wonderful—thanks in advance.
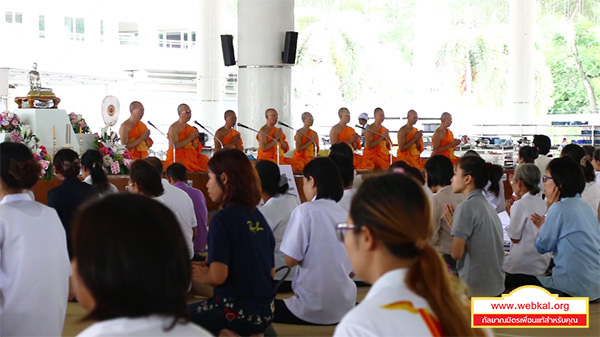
[76,18,84,34]
[15,12,22,23]
[39,15,45,31]
[5,12,12,23]
[64,17,73,33]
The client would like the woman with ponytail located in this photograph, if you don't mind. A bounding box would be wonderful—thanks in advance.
[334,173,485,337]
[482,163,505,213]
[81,149,118,195]
[48,148,98,258]
[0,143,70,336]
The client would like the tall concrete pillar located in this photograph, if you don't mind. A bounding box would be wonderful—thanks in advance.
[508,0,536,124]
[196,0,224,134]
[237,0,294,149]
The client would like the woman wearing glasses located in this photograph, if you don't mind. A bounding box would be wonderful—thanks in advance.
[276,157,356,325]
[530,157,600,300]
[334,173,485,337]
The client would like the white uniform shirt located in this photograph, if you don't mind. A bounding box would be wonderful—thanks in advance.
[534,155,552,178]
[503,192,552,275]
[483,180,505,213]
[334,269,441,337]
[83,175,119,195]
[160,179,198,258]
[280,199,357,324]
[337,188,356,213]
[0,193,70,336]
[77,316,211,337]
[259,193,300,280]
[429,186,464,255]
[581,181,600,218]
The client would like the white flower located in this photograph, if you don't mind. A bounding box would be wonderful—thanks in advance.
[2,120,8,126]
[6,112,13,119]
[103,156,113,166]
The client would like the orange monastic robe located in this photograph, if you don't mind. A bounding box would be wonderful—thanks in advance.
[337,127,375,170]
[439,129,458,165]
[293,129,318,166]
[165,125,209,172]
[395,127,426,170]
[222,129,244,150]
[257,127,304,172]
[363,126,391,169]
[129,121,154,160]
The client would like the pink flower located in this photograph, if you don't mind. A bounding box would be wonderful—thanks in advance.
[9,131,23,142]
[11,120,18,126]
[110,161,120,174]
[39,160,50,170]
[123,158,133,169]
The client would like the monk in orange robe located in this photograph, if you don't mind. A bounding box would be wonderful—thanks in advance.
[119,101,153,160]
[329,107,375,170]
[164,104,209,172]
[395,109,426,170]
[364,108,393,169]
[293,112,319,166]
[257,108,304,172]
[432,112,461,165]
[215,110,243,151]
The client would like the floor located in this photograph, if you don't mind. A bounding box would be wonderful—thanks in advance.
[62,287,599,336]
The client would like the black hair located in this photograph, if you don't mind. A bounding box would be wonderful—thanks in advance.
[53,148,81,178]
[81,150,110,193]
[424,155,454,188]
[583,145,595,158]
[329,142,354,161]
[462,150,481,158]
[486,164,503,197]
[255,160,289,197]
[145,157,165,175]
[328,152,354,188]
[303,157,343,202]
[166,162,188,182]
[594,148,600,161]
[547,157,586,198]
[533,134,551,155]
[457,156,489,190]
[389,161,425,185]
[518,146,539,164]
[130,159,164,197]
[0,142,42,189]
[72,194,190,329]
[561,144,595,182]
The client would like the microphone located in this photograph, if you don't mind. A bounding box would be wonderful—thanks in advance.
[194,120,223,149]
[354,125,394,165]
[278,121,319,157]
[147,120,176,163]
[237,123,281,164]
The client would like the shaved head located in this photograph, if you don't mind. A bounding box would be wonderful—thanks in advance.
[265,108,277,117]
[129,101,142,112]
[224,110,236,119]
[177,104,190,113]
[407,109,417,118]
[441,112,452,121]
[338,107,349,117]
[301,112,312,121]
[374,107,384,116]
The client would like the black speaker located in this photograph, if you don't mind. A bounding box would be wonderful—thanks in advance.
[220,35,236,66]
[282,31,298,64]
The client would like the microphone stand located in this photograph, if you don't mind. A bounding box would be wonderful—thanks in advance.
[356,124,393,165]
[194,121,223,152]
[237,123,280,164]
[147,121,176,163]
[278,121,318,158]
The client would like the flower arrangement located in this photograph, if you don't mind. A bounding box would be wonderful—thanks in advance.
[1,111,21,133]
[9,124,53,180]
[94,127,133,175]
[68,112,91,134]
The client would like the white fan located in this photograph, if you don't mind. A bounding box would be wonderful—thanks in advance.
[101,96,120,127]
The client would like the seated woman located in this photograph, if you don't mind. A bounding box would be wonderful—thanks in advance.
[531,157,600,300]
[0,143,70,336]
[81,150,118,196]
[188,149,276,336]
[334,173,485,337]
[482,163,505,213]
[517,146,538,164]
[71,194,211,336]
[503,164,550,290]
[255,160,300,292]
[276,157,356,325]
[561,144,600,219]
[48,149,98,258]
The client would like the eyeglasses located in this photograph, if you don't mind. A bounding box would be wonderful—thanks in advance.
[335,222,356,242]
[180,110,191,114]
[126,182,134,190]
[542,176,553,183]
[266,114,279,117]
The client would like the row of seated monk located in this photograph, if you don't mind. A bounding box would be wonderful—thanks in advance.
[119,101,463,172]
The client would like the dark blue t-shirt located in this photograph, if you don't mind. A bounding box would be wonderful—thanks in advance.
[208,204,276,304]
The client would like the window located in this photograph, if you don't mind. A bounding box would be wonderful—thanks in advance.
[39,15,45,38]
[15,12,22,23]
[65,17,84,41]
[100,19,104,41]
[5,11,22,24]
[5,12,12,23]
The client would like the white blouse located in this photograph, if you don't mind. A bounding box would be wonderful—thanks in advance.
[77,316,211,336]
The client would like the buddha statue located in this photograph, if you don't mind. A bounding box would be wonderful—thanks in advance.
[28,63,55,97]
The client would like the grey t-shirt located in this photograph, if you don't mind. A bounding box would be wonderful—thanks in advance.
[451,189,505,297]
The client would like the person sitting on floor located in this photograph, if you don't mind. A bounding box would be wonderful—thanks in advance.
[164,103,210,172]
[257,108,304,172]
[363,107,393,169]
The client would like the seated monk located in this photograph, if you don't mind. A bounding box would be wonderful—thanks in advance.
[164,104,209,172]
[215,110,243,151]
[329,107,374,170]
[293,112,319,166]
[257,108,304,172]
[364,107,393,169]
[119,101,153,160]
[395,109,426,170]
[432,112,461,165]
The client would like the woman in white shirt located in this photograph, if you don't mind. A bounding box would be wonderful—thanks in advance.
[81,150,118,195]
[277,157,356,325]
[562,144,600,219]
[72,194,210,337]
[334,173,485,337]
[255,160,300,292]
[503,164,551,290]
[0,142,71,336]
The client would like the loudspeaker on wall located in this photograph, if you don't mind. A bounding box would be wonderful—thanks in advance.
[221,35,236,66]
[282,31,298,64]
